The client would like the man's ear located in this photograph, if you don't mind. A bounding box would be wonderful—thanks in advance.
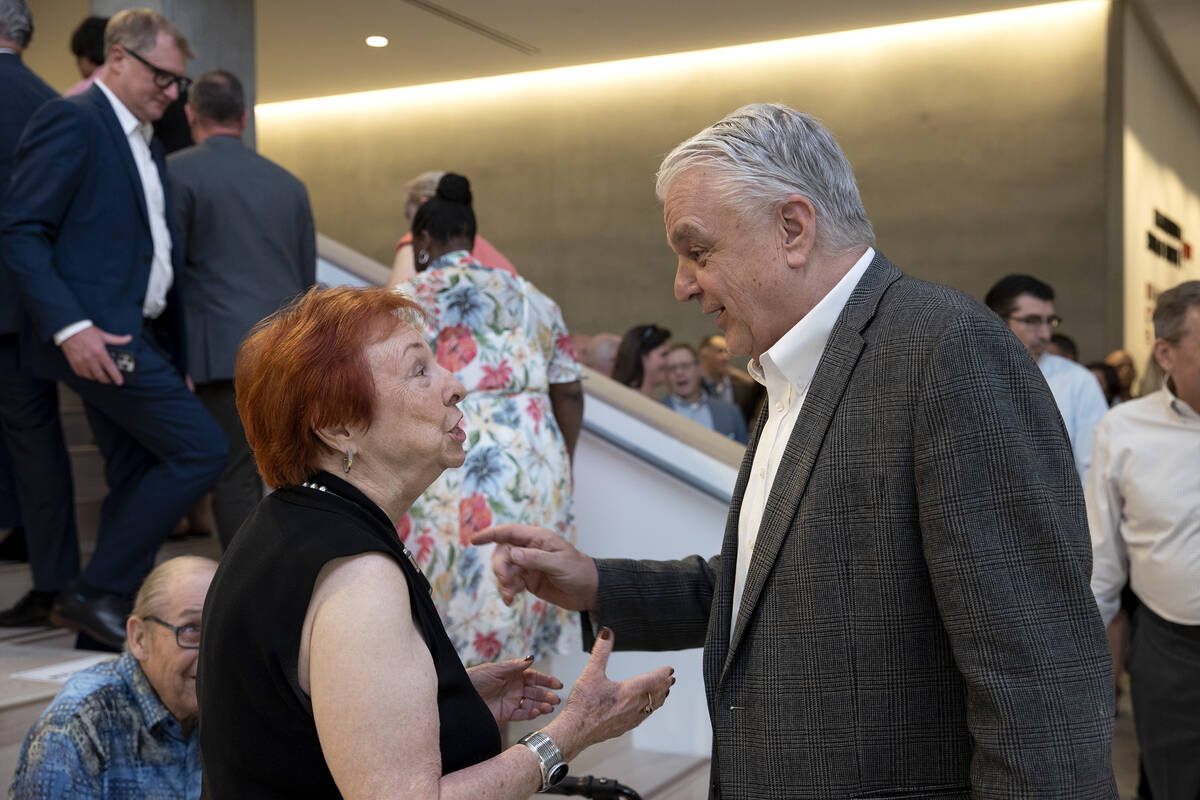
[780,194,817,269]
[127,616,148,659]
[1152,338,1173,375]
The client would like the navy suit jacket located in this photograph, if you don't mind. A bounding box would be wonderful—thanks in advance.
[0,52,58,334]
[661,394,749,444]
[0,84,187,375]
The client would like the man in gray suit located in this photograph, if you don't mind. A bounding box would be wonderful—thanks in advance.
[477,104,1116,799]
[168,69,315,547]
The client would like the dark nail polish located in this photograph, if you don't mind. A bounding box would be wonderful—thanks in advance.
[599,626,612,640]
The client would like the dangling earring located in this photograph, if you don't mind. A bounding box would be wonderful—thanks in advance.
[416,250,430,266]
[343,449,353,474]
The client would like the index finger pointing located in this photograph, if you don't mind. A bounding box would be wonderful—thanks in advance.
[472,523,551,548]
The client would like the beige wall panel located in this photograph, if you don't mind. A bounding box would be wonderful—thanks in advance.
[24,0,91,93]
[258,3,1109,356]
[1121,4,1200,381]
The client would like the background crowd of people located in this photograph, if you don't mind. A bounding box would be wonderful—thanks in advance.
[0,3,1197,799]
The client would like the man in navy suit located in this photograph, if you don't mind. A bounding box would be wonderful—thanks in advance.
[0,0,81,628]
[0,9,226,647]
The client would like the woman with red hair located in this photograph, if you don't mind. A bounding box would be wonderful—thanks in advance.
[197,286,673,798]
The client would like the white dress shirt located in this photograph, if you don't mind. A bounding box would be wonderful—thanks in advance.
[1037,352,1109,485]
[1087,383,1200,627]
[54,80,173,345]
[732,247,874,636]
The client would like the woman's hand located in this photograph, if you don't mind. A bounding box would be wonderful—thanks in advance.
[543,627,675,760]
[468,656,564,723]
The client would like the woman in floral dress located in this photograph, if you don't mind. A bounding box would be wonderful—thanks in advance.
[395,174,583,666]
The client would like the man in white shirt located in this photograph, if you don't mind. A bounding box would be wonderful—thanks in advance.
[0,10,226,648]
[1088,280,1200,800]
[985,274,1109,484]
[475,104,1115,798]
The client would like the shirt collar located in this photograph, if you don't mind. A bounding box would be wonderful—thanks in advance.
[748,247,874,393]
[0,48,17,56]
[95,79,153,144]
[1163,378,1199,420]
[116,650,182,736]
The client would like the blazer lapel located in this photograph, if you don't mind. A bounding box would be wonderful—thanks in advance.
[704,403,767,703]
[87,85,150,229]
[719,253,904,680]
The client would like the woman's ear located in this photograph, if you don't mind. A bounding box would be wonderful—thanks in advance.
[313,424,353,455]
[780,194,817,269]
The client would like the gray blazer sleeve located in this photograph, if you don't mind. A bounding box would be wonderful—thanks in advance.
[914,312,1113,794]
[585,555,719,651]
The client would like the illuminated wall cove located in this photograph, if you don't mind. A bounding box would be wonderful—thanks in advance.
[257,2,1114,355]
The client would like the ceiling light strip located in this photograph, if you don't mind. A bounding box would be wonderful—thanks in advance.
[401,0,540,55]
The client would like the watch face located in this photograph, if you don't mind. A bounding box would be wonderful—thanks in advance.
[548,762,569,786]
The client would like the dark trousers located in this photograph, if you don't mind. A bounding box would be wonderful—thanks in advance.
[1129,605,1200,800]
[54,329,226,595]
[0,333,79,591]
[194,379,261,548]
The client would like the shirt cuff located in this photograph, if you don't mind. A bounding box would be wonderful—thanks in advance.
[53,320,94,346]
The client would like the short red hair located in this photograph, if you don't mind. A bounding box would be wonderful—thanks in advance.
[235,286,423,488]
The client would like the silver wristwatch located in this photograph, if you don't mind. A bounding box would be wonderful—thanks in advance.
[518,730,568,791]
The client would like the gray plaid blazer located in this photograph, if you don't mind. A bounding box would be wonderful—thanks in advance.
[590,253,1116,799]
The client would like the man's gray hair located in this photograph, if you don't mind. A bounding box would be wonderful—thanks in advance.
[0,0,33,49]
[656,103,874,252]
[1153,280,1200,343]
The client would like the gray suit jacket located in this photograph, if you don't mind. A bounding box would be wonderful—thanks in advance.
[590,253,1115,799]
[168,135,315,383]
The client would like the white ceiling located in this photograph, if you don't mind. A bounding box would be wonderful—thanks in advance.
[254,0,1200,105]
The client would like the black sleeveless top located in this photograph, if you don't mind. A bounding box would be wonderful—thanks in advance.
[198,471,501,798]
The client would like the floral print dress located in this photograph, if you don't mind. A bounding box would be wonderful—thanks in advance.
[396,251,582,666]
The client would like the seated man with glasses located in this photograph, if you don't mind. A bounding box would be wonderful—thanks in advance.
[10,556,216,799]
[986,274,1108,484]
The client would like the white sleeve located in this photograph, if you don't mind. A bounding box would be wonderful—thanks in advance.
[1071,371,1111,485]
[1085,416,1127,627]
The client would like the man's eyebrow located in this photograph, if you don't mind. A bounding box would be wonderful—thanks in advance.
[669,223,706,246]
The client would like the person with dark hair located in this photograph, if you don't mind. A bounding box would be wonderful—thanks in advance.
[197,285,671,798]
[0,0,81,627]
[1087,361,1121,406]
[0,8,226,647]
[1048,331,1078,361]
[65,15,108,96]
[387,170,516,287]
[611,324,671,397]
[985,273,1107,483]
[395,173,584,665]
[1089,280,1200,799]
[661,343,747,443]
[167,68,316,548]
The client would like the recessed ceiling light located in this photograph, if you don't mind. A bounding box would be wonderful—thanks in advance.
[365,36,389,48]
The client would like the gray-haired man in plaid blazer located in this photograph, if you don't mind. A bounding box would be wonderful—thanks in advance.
[476,104,1116,800]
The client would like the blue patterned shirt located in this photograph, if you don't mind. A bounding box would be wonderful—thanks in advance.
[9,652,201,800]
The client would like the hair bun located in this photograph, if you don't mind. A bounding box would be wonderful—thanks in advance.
[435,173,472,207]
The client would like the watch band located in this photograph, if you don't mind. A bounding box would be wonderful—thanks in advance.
[518,730,568,791]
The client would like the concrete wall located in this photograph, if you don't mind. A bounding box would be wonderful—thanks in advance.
[256,2,1111,357]
[1120,3,1200,375]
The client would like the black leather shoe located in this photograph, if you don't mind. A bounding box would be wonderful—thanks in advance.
[50,585,131,648]
[0,589,55,627]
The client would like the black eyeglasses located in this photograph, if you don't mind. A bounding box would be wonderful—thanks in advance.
[123,47,192,95]
[144,615,201,649]
[1006,314,1062,329]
